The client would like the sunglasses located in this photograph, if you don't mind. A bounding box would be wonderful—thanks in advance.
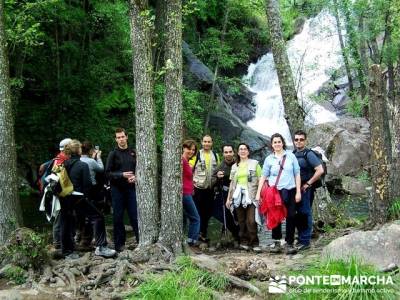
[294,138,305,142]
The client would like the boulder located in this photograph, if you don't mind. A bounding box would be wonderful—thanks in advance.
[308,117,370,179]
[322,222,400,270]
[340,176,370,196]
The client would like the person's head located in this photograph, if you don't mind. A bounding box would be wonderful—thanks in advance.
[270,133,286,152]
[182,139,197,159]
[294,130,307,151]
[65,139,82,156]
[59,138,72,153]
[81,140,93,156]
[201,135,213,151]
[237,143,250,165]
[115,128,128,149]
[221,144,234,162]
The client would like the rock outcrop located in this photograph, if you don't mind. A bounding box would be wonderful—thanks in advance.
[322,221,400,270]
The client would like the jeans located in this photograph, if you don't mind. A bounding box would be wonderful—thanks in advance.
[193,187,214,238]
[111,185,139,250]
[271,188,296,245]
[213,188,240,240]
[182,195,200,243]
[60,196,107,255]
[53,213,61,248]
[296,187,314,246]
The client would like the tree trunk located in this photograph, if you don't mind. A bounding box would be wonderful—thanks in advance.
[129,0,159,245]
[153,0,166,72]
[159,0,183,254]
[0,0,22,243]
[368,64,392,224]
[332,0,354,92]
[390,57,400,200]
[265,0,304,134]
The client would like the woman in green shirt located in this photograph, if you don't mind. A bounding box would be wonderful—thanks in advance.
[226,143,262,252]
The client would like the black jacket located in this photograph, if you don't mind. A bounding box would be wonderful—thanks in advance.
[64,155,92,197]
[214,159,235,188]
[105,147,136,188]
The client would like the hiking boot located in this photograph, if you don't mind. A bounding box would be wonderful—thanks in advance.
[253,246,262,253]
[64,252,80,260]
[198,235,210,244]
[296,243,311,252]
[269,240,282,254]
[285,244,298,255]
[239,244,249,250]
[95,246,117,258]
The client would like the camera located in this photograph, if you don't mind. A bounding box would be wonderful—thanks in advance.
[95,145,100,151]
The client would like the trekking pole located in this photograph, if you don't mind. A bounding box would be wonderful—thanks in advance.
[221,185,228,238]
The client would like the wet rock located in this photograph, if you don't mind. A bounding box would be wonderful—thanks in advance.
[322,222,400,269]
[341,176,370,196]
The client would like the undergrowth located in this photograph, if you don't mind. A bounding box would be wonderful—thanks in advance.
[128,256,228,300]
[284,256,399,300]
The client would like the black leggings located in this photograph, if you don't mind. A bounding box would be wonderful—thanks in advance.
[271,188,296,245]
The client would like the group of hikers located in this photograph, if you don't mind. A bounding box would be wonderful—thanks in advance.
[39,127,324,259]
[181,130,324,254]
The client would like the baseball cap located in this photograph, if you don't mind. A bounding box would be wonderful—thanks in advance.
[59,138,72,151]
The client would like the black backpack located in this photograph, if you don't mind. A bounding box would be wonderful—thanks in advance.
[294,148,327,188]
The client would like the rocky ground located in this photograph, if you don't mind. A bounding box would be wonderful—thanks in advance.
[0,226,356,300]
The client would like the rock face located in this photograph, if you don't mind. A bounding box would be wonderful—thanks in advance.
[322,222,400,269]
[308,117,370,181]
[183,42,269,159]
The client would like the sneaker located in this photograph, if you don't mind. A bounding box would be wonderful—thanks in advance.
[269,240,282,254]
[285,244,298,255]
[95,246,117,258]
[296,243,310,251]
[64,252,80,260]
[253,246,262,253]
[239,244,249,250]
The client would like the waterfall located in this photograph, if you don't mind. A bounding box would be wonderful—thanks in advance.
[243,9,341,145]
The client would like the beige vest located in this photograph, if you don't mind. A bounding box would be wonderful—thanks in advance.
[193,149,218,189]
[229,159,259,201]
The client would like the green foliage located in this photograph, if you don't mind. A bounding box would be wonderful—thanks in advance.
[356,171,370,184]
[3,229,48,270]
[129,256,228,300]
[285,256,399,300]
[3,266,27,285]
[388,197,400,220]
[346,94,368,117]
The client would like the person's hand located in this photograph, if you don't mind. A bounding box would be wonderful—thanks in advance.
[295,191,301,203]
[217,171,224,178]
[301,182,310,192]
[123,171,134,179]
[255,192,260,202]
[96,150,102,158]
[225,199,232,209]
[128,174,136,184]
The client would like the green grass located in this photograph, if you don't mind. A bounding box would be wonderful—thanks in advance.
[127,256,228,300]
[389,197,400,220]
[284,256,399,300]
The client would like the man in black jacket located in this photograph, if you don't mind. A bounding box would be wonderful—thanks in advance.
[61,140,116,259]
[105,128,138,252]
[213,144,239,242]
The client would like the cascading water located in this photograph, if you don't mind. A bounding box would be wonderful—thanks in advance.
[243,9,341,145]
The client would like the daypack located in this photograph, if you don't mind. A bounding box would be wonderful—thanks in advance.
[294,147,327,188]
[51,163,74,197]
[38,159,55,193]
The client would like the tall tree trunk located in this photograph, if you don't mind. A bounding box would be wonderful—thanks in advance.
[159,0,183,254]
[390,56,400,200]
[265,0,304,134]
[368,64,391,224]
[0,0,22,243]
[129,0,159,245]
[332,0,354,92]
[153,0,166,73]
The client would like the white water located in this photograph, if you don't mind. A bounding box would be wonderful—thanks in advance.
[244,10,341,145]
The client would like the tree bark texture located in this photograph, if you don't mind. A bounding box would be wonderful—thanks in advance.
[390,59,400,200]
[368,64,392,224]
[0,0,22,243]
[129,0,159,245]
[265,0,304,134]
[159,0,183,254]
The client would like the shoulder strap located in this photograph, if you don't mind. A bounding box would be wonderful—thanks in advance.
[193,151,201,168]
[275,155,286,186]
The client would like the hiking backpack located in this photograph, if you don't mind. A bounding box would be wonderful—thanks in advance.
[294,148,327,188]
